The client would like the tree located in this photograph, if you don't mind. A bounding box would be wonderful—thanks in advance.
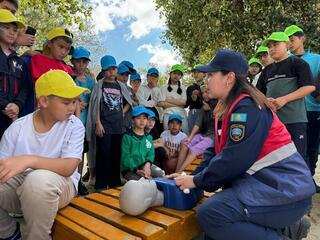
[155,0,320,65]
[17,0,92,48]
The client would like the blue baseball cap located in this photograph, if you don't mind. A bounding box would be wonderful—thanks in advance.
[147,67,159,77]
[118,64,130,75]
[146,109,157,119]
[168,113,183,123]
[130,72,141,81]
[131,105,150,118]
[119,60,136,74]
[197,49,248,76]
[101,55,117,70]
[72,46,91,61]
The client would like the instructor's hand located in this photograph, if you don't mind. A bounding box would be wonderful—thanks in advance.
[175,175,196,191]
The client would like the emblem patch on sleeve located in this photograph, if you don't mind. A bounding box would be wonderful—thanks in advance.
[230,124,245,142]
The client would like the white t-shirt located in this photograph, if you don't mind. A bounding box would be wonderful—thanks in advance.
[0,113,85,190]
[159,84,187,118]
[160,130,187,158]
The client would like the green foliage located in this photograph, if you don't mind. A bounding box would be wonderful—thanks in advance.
[155,0,320,64]
[17,0,92,48]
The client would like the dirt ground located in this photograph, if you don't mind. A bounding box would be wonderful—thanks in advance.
[307,166,320,240]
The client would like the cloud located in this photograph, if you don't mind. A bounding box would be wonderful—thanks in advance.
[91,0,165,39]
[138,44,181,68]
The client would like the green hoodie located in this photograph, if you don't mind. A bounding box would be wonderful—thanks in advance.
[121,130,155,172]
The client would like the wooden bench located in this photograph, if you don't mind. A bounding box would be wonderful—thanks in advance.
[52,159,207,240]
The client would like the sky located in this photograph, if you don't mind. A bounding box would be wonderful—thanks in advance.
[89,0,181,72]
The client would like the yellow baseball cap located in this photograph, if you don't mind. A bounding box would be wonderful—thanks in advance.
[0,9,25,29]
[46,27,73,41]
[35,70,89,99]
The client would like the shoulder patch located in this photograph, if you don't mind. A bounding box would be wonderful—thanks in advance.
[229,124,245,142]
[230,113,247,122]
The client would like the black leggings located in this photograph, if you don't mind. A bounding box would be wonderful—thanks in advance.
[95,134,122,189]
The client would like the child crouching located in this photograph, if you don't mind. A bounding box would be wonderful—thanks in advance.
[121,106,164,181]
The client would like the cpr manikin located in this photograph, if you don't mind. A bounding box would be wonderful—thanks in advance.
[120,177,203,216]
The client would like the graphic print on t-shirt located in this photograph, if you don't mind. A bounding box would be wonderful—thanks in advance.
[103,87,122,111]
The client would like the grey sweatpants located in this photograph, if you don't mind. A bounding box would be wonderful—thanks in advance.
[0,169,75,240]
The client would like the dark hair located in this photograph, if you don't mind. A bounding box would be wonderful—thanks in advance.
[215,71,273,116]
[292,32,305,38]
[0,0,18,8]
[167,77,182,95]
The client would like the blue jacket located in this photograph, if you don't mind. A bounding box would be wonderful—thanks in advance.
[193,97,315,206]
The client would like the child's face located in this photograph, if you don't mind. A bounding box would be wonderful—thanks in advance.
[168,120,181,135]
[258,52,274,67]
[104,67,117,80]
[48,37,71,61]
[133,114,148,129]
[39,96,77,122]
[289,35,304,53]
[147,75,158,88]
[0,23,18,45]
[192,71,205,83]
[202,88,210,102]
[0,1,17,14]
[130,80,141,93]
[72,58,89,74]
[170,71,182,84]
[146,118,156,131]
[248,64,261,76]
[117,73,129,83]
[268,41,288,61]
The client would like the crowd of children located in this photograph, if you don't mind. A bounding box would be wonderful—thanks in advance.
[0,0,320,238]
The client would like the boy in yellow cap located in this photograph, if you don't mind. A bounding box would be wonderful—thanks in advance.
[0,70,88,240]
[0,9,29,139]
[256,32,315,161]
[30,27,74,81]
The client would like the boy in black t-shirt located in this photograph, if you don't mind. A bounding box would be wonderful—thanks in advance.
[256,32,315,161]
[94,55,124,189]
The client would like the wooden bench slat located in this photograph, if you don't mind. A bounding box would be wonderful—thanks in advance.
[53,215,105,240]
[101,188,121,198]
[86,193,181,231]
[71,197,165,240]
[58,207,140,240]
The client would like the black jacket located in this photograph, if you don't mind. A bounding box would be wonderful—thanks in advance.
[0,49,29,112]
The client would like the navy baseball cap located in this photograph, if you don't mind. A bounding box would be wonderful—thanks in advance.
[197,49,248,76]
[168,113,183,123]
[147,67,159,77]
[131,106,150,118]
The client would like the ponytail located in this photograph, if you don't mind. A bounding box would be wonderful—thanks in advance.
[167,77,182,95]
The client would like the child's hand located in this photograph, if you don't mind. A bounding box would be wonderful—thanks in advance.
[165,173,182,179]
[4,103,19,118]
[267,98,278,112]
[272,97,288,110]
[95,121,105,137]
[0,156,31,183]
[143,162,151,179]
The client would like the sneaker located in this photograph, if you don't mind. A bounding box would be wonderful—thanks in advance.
[283,217,311,240]
[3,223,21,240]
